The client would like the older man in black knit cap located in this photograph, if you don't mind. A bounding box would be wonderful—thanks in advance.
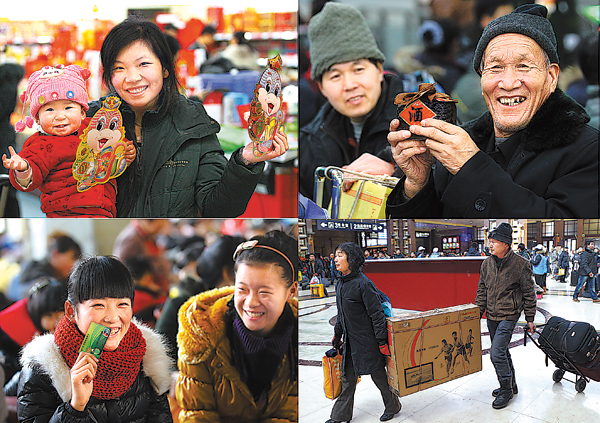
[475,222,536,409]
[386,4,598,218]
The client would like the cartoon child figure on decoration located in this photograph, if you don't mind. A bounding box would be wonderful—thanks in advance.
[2,64,135,218]
[73,96,128,192]
[247,54,285,156]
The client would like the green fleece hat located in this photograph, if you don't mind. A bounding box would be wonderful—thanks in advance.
[308,2,385,81]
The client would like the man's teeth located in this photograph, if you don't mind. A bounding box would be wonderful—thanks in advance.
[499,97,525,106]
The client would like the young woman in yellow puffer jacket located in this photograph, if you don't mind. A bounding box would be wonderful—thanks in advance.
[176,230,298,423]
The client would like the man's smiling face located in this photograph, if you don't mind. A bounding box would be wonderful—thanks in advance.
[480,33,559,138]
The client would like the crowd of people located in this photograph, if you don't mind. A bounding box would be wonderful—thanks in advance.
[0,219,299,422]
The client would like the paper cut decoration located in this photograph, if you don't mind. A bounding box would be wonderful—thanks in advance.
[72,96,128,192]
[248,54,284,156]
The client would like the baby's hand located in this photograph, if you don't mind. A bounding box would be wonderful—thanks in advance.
[2,146,29,172]
[124,140,136,165]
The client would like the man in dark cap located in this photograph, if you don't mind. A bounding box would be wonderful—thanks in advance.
[299,2,406,207]
[475,222,536,409]
[387,4,598,218]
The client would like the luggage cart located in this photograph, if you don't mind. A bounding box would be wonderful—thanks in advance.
[524,324,595,393]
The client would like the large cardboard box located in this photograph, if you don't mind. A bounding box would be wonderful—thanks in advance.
[386,304,482,397]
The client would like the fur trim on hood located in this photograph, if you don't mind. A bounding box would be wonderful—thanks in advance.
[20,320,174,403]
[463,88,590,151]
[177,286,298,365]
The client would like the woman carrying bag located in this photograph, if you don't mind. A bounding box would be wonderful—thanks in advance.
[327,242,401,423]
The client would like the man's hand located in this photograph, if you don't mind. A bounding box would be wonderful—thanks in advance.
[241,129,289,163]
[527,321,536,334]
[341,153,395,191]
[332,334,342,351]
[388,119,433,198]
[2,146,29,172]
[409,118,480,175]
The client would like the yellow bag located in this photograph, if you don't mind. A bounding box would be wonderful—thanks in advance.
[311,284,325,298]
[557,268,565,276]
[330,180,393,219]
[323,352,343,399]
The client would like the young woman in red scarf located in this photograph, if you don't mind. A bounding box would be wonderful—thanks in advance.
[176,231,298,422]
[17,256,173,423]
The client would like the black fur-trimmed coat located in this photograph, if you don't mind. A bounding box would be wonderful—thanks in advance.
[17,323,174,423]
[386,89,599,217]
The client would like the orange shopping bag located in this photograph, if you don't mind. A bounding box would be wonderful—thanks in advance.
[323,349,343,399]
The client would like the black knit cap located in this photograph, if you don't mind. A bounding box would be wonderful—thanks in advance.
[488,223,513,245]
[473,4,558,75]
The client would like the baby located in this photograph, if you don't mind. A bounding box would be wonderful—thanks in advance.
[2,64,134,217]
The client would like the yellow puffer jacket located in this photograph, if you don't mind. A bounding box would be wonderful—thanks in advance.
[176,286,298,423]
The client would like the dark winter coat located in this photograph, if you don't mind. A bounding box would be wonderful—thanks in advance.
[334,269,387,376]
[299,74,405,206]
[17,323,173,423]
[580,247,598,276]
[557,250,569,270]
[475,248,536,322]
[88,94,264,217]
[0,63,25,217]
[386,89,599,218]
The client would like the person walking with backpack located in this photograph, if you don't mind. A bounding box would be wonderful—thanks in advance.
[327,242,401,423]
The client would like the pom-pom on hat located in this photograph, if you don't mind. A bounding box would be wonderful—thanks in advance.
[308,2,385,81]
[473,4,558,75]
[16,64,90,132]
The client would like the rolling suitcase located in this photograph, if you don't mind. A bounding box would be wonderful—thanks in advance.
[540,316,600,364]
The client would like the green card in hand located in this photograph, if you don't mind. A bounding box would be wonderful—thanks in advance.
[79,322,111,359]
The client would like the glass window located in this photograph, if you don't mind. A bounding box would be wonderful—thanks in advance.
[542,221,554,237]
[564,220,577,236]
[583,220,600,236]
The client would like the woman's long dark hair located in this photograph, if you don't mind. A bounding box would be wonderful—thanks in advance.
[100,17,180,117]
[335,242,365,273]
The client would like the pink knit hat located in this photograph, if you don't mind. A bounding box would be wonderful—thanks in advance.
[16,64,91,132]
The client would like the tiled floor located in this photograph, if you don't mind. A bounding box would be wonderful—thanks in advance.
[299,274,600,423]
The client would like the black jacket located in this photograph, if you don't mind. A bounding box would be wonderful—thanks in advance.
[88,95,264,217]
[387,89,599,218]
[580,247,598,276]
[17,324,173,423]
[299,74,405,205]
[557,250,570,269]
[334,269,387,376]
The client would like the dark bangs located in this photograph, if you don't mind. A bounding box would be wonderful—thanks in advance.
[100,17,180,117]
[68,256,135,308]
[335,242,365,272]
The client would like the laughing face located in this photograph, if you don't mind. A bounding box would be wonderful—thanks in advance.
[37,100,86,136]
[319,59,383,123]
[110,40,167,116]
[234,263,296,338]
[480,33,559,138]
[68,297,132,352]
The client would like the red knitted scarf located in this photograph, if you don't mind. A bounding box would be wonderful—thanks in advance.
[54,317,147,400]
